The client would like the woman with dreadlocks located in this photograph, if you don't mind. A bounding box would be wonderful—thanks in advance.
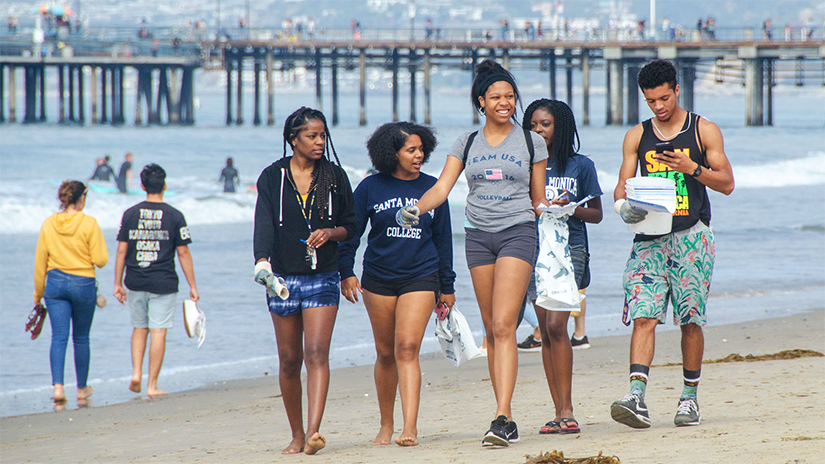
[253,107,355,455]
[523,99,603,435]
[397,59,549,446]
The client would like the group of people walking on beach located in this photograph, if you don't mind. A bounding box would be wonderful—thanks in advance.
[33,57,733,455]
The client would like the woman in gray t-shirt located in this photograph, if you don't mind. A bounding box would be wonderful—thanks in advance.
[397,59,548,446]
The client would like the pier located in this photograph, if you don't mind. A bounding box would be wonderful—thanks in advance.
[1,35,823,127]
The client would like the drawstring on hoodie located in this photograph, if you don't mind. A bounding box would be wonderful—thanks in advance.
[279,168,285,227]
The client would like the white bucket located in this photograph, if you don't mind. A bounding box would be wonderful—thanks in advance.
[628,211,673,235]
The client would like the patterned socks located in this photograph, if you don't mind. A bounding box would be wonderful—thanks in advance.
[629,363,650,397]
[681,368,700,399]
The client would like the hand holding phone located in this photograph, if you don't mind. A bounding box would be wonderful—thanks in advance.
[655,141,674,155]
[434,302,449,321]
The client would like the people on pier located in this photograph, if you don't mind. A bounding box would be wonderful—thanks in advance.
[253,107,355,455]
[396,59,548,447]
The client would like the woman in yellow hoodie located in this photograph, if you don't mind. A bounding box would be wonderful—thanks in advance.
[34,180,108,404]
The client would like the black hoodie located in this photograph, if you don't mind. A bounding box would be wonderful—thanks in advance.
[253,157,356,276]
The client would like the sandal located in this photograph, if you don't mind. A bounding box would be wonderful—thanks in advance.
[25,304,47,340]
[559,418,580,434]
[539,420,561,434]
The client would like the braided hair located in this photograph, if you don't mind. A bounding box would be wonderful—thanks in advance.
[282,106,350,220]
[522,99,580,176]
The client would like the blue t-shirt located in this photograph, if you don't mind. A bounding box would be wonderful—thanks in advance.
[545,154,603,248]
[338,172,455,295]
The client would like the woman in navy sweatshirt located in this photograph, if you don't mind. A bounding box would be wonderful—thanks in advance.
[253,107,355,455]
[339,122,456,447]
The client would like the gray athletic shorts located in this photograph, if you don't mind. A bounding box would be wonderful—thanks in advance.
[465,222,537,269]
[128,290,177,329]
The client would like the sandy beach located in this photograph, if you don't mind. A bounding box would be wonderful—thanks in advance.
[2,309,823,464]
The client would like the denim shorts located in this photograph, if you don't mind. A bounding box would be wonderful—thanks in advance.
[128,290,177,329]
[361,271,439,297]
[267,271,340,317]
[465,222,538,269]
[526,243,590,301]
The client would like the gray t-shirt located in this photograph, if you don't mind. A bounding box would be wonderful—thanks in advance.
[448,125,548,233]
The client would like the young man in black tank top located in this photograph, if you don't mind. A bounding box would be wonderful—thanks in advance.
[610,59,734,429]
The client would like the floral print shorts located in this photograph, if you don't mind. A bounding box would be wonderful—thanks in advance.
[622,222,715,326]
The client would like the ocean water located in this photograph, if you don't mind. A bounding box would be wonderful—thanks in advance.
[1,77,824,417]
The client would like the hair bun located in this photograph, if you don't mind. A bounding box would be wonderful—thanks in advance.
[475,59,503,75]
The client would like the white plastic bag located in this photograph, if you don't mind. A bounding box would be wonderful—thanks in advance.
[535,212,584,311]
[434,306,482,367]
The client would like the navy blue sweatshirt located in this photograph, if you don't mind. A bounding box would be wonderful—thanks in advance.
[254,157,356,276]
[338,172,455,295]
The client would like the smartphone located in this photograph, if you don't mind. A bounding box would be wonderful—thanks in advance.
[655,141,674,154]
[434,303,449,321]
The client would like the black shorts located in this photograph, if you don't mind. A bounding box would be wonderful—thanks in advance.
[361,272,440,297]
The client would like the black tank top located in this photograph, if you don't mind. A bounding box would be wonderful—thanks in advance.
[636,112,711,241]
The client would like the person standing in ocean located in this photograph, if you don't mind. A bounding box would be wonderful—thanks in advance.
[253,107,355,455]
[117,152,134,194]
[34,180,108,406]
[523,98,603,435]
[219,157,240,193]
[339,122,455,447]
[397,59,548,447]
[610,59,734,430]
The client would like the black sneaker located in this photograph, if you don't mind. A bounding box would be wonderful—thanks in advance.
[571,335,590,350]
[610,393,652,428]
[517,334,542,350]
[482,415,519,446]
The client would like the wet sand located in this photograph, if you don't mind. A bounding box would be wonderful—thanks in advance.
[2,309,823,464]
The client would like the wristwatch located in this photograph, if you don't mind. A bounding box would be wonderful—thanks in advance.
[690,164,703,178]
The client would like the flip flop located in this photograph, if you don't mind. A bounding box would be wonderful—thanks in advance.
[559,417,580,434]
[539,420,561,434]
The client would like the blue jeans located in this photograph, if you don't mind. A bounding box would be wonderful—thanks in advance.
[43,269,97,388]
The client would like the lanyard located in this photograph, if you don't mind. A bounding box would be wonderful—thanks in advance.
[293,185,316,233]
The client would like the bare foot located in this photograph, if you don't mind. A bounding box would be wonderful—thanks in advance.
[129,378,141,393]
[394,431,419,447]
[146,388,167,397]
[77,386,94,400]
[53,384,66,404]
[372,425,394,445]
[281,436,304,455]
[304,432,326,455]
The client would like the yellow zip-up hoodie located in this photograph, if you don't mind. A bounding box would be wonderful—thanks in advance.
[33,212,108,303]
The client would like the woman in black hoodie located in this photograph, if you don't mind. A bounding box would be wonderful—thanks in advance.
[253,107,355,455]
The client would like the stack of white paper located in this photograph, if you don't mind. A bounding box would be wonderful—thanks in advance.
[624,177,676,234]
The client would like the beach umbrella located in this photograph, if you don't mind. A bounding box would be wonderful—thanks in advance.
[31,3,75,17]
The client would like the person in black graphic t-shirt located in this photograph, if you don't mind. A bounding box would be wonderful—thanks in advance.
[610,59,734,430]
[114,164,198,398]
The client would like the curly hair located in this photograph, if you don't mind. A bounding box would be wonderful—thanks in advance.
[366,122,438,174]
[638,59,678,91]
[523,99,580,176]
[282,106,350,220]
[57,180,87,210]
[471,59,522,122]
